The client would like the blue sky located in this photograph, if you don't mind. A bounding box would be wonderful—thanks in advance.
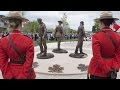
[0,11,120,31]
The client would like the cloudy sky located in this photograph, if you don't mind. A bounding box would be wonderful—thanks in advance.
[0,11,120,31]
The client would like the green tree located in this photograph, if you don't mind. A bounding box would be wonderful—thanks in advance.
[47,28,54,32]
[92,19,100,33]
[23,21,39,33]
[61,12,70,34]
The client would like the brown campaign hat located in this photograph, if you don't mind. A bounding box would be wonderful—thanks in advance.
[3,11,29,22]
[95,11,119,21]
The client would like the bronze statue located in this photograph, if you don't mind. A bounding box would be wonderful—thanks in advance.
[37,18,54,59]
[75,21,87,54]
[54,21,64,50]
[52,21,68,53]
[37,18,47,56]
[69,21,87,58]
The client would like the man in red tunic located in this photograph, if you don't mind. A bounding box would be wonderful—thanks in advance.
[0,11,36,79]
[88,11,120,79]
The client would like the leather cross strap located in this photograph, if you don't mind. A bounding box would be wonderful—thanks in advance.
[102,31,117,49]
[7,35,25,61]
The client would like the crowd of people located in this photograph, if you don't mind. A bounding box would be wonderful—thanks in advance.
[0,32,9,38]
[23,33,91,42]
[0,32,91,41]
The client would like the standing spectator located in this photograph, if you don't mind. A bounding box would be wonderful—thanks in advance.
[0,11,36,79]
[88,11,120,79]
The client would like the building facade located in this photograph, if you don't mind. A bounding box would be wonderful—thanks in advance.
[0,15,8,33]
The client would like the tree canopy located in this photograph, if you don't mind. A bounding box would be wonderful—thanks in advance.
[61,13,70,34]
[92,19,100,33]
[23,21,39,33]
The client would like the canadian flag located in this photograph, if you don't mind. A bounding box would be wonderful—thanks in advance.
[112,22,120,32]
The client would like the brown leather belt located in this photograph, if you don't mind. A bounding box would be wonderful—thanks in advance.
[10,60,25,64]
[102,55,114,59]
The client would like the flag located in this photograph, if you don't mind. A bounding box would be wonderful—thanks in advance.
[113,22,120,32]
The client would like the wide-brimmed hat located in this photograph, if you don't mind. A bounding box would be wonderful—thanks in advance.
[3,11,29,22]
[95,11,119,21]
[58,20,63,23]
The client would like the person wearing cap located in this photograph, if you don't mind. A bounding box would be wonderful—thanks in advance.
[37,18,47,56]
[54,21,64,50]
[75,21,87,54]
[88,11,120,79]
[0,11,36,79]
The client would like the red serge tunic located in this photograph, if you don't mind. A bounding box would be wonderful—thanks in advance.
[88,27,120,77]
[0,30,36,79]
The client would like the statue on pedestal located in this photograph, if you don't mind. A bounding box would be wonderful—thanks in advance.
[37,18,54,59]
[52,21,68,53]
[69,21,87,58]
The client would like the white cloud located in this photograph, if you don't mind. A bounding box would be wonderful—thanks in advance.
[0,11,9,15]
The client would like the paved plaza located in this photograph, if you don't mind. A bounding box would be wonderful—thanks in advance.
[34,41,92,79]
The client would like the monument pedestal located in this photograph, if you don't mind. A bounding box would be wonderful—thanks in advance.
[52,48,68,53]
[69,53,88,58]
[37,53,54,59]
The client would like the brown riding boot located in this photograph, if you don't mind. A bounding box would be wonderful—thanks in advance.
[75,48,78,54]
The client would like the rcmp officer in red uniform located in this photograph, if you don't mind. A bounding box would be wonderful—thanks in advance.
[88,11,120,79]
[0,11,36,79]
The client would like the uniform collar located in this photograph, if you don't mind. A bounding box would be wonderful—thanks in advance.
[11,29,21,33]
[102,26,111,29]
[101,26,112,31]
